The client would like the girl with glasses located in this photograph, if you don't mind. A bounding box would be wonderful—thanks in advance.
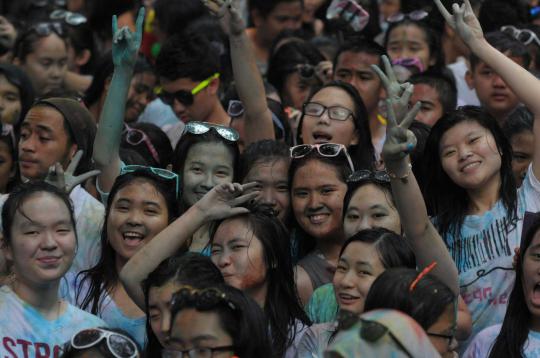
[296,81,376,171]
[166,284,272,358]
[0,182,105,357]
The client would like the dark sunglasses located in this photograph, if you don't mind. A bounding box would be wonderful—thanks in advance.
[157,73,219,107]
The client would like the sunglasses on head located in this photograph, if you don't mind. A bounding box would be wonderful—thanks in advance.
[157,73,220,107]
[70,328,138,358]
[501,25,540,47]
[120,165,180,199]
[387,10,428,23]
[123,124,160,165]
[32,0,66,7]
[347,170,390,183]
[25,21,65,38]
[290,143,355,172]
[183,121,239,142]
[50,9,87,26]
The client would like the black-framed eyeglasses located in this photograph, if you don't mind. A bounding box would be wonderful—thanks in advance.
[501,25,540,47]
[70,328,138,358]
[303,102,354,121]
[50,9,87,26]
[162,346,236,358]
[290,143,355,172]
[387,10,428,23]
[347,170,390,183]
[426,332,455,348]
[156,73,219,107]
[183,121,239,142]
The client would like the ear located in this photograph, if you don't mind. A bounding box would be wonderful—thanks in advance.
[74,49,91,68]
[465,69,475,90]
[207,77,220,96]
[67,143,78,165]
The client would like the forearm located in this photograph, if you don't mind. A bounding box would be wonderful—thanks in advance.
[387,158,459,295]
[93,67,133,167]
[119,205,206,309]
[229,33,275,144]
[468,39,540,115]
[64,71,93,93]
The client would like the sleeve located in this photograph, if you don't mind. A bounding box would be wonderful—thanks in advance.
[462,325,499,358]
[520,164,540,213]
[95,161,126,204]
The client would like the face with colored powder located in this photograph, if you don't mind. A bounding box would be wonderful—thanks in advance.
[210,217,268,303]
[386,23,434,71]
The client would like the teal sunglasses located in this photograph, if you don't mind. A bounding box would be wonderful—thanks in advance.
[120,165,180,199]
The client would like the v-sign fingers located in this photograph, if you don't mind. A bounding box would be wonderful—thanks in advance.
[385,98,398,128]
[399,101,421,130]
[382,55,397,85]
[433,0,454,25]
[371,64,390,89]
[66,150,83,174]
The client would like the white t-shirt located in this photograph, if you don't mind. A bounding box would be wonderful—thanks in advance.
[464,324,540,358]
[0,286,105,357]
[439,165,540,348]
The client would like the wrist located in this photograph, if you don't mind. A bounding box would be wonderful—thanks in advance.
[384,158,411,176]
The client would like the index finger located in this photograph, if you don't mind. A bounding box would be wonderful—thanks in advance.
[433,0,453,23]
[66,150,83,174]
[371,64,390,89]
[135,7,145,39]
[241,182,259,191]
[74,170,101,185]
[382,55,398,85]
[385,98,398,128]
[399,101,421,129]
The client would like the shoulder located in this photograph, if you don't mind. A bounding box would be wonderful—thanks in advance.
[64,302,107,328]
[463,324,502,358]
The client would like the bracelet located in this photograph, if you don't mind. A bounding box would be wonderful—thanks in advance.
[387,163,412,181]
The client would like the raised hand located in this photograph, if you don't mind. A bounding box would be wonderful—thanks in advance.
[371,55,414,124]
[194,182,260,221]
[112,7,145,68]
[46,151,101,193]
[433,0,483,45]
[382,99,421,164]
[202,0,245,37]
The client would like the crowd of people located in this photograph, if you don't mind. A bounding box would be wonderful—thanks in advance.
[0,0,540,357]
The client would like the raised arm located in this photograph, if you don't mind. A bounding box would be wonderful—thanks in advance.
[373,56,459,296]
[203,0,275,145]
[119,182,258,308]
[434,0,540,179]
[93,8,145,193]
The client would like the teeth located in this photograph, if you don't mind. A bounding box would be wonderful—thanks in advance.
[123,232,143,240]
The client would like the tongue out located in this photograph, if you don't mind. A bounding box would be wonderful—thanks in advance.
[123,233,144,247]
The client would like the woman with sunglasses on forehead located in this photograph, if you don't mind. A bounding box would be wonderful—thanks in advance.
[0,182,106,358]
[13,21,68,97]
[296,81,376,171]
[289,143,354,305]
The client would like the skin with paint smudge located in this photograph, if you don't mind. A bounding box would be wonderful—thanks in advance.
[386,23,435,71]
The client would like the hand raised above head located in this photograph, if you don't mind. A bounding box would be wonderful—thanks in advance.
[111,7,145,68]
[202,0,245,37]
[433,0,483,45]
[194,182,260,221]
[382,98,421,164]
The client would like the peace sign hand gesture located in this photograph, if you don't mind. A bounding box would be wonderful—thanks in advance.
[202,0,245,37]
[112,7,145,69]
[371,55,414,125]
[45,150,101,193]
[382,98,421,165]
[194,182,260,222]
[433,0,483,46]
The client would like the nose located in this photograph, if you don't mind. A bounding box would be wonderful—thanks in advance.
[317,109,331,125]
[160,312,171,339]
[41,231,58,250]
[492,74,506,88]
[339,269,356,288]
[216,251,231,268]
[126,209,144,225]
[356,216,373,232]
[260,188,276,206]
[20,133,36,153]
[49,63,63,80]
[458,146,472,161]
[306,192,323,211]
[200,174,214,192]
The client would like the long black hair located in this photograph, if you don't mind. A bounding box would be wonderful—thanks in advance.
[488,215,540,357]
[76,171,179,314]
[423,106,518,239]
[143,252,224,357]
[210,207,311,358]
[296,81,375,170]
